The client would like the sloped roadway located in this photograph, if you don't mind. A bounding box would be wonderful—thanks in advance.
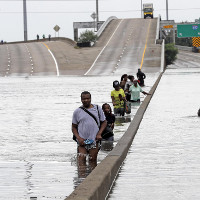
[86,18,161,75]
[0,18,161,77]
[0,42,56,77]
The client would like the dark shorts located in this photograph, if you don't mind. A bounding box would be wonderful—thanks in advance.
[114,108,125,116]
[77,142,100,152]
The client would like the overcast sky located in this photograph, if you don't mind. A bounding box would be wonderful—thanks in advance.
[0,0,200,42]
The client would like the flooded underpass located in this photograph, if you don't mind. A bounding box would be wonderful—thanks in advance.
[108,66,200,199]
[0,74,158,200]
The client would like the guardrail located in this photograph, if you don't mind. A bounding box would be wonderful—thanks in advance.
[97,16,118,38]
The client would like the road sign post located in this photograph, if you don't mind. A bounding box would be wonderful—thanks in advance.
[177,24,200,38]
[90,12,97,31]
[54,25,60,37]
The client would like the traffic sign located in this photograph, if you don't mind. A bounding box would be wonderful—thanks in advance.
[177,24,200,38]
[90,12,97,20]
[192,37,200,47]
[54,25,60,32]
[163,25,173,29]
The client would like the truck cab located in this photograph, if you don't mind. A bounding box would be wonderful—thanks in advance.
[143,3,153,19]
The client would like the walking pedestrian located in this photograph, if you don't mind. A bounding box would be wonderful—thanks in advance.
[36,34,39,41]
[120,74,128,90]
[137,68,146,86]
[124,75,134,101]
[72,91,107,170]
[48,34,51,41]
[111,80,126,116]
[102,103,115,141]
[129,79,151,102]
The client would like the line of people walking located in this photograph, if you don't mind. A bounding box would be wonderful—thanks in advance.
[71,69,150,175]
[36,34,51,41]
[112,69,151,116]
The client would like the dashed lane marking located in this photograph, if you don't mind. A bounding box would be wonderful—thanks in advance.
[84,19,124,75]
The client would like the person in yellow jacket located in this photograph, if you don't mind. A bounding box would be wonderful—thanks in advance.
[111,80,126,116]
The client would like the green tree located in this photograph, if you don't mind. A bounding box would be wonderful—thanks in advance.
[165,43,178,65]
[78,30,97,43]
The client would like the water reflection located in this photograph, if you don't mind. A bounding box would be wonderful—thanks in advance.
[73,154,93,189]
[101,141,114,151]
[108,68,200,200]
[115,116,132,125]
[0,75,157,199]
[25,161,34,195]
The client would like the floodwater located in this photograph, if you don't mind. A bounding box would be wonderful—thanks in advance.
[108,66,200,199]
[0,74,158,200]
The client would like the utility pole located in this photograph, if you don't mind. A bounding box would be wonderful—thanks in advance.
[141,0,143,18]
[23,0,28,41]
[166,0,169,20]
[96,0,99,30]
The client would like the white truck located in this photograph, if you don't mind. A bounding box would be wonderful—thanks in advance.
[143,3,153,19]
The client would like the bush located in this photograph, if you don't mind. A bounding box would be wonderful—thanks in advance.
[165,43,178,65]
[78,30,97,43]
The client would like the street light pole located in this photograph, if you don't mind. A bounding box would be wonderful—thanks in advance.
[23,0,28,41]
[96,0,99,30]
[166,0,169,20]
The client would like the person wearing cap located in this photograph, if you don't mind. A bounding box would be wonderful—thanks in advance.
[111,80,126,116]
[129,80,151,102]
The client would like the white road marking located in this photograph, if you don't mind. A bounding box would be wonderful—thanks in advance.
[84,19,124,75]
[42,43,60,76]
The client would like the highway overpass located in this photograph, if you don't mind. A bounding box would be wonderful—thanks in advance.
[0,17,161,77]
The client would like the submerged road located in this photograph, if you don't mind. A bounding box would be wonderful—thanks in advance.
[108,50,200,199]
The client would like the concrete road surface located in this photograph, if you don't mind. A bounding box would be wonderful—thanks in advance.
[0,18,161,76]
[0,42,56,77]
[86,18,161,75]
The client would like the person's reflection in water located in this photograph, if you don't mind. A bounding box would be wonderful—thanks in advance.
[115,116,131,125]
[131,101,141,107]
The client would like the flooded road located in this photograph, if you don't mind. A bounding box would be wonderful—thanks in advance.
[0,74,158,200]
[108,66,200,199]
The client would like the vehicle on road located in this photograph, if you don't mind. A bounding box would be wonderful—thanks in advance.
[143,3,153,19]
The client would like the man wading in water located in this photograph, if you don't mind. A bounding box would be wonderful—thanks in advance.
[72,91,107,173]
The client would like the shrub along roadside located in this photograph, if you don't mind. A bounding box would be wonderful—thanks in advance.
[78,30,97,43]
[165,43,178,65]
